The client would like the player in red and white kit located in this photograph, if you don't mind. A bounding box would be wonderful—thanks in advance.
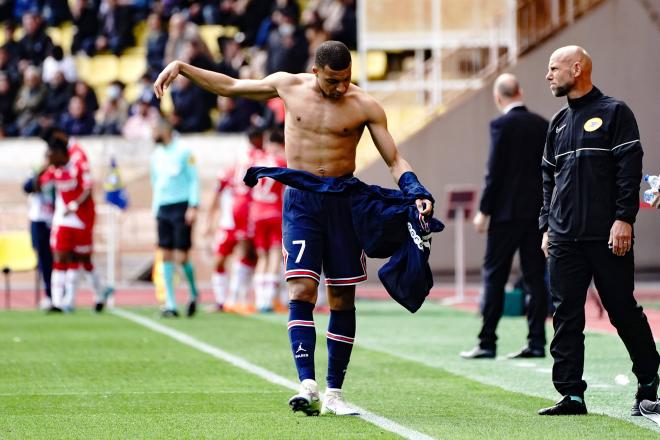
[205,126,263,311]
[36,128,111,312]
[249,129,287,312]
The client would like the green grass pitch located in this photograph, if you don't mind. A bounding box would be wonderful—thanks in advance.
[1,300,658,439]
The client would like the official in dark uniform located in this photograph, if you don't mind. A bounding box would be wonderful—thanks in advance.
[461,74,549,360]
[538,45,659,416]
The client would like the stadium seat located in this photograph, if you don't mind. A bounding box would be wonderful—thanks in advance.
[133,20,148,48]
[199,25,224,57]
[0,231,38,309]
[350,51,388,82]
[86,55,120,86]
[160,90,174,115]
[118,54,147,84]
[123,82,142,104]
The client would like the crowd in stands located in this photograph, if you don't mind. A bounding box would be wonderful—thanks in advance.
[0,0,357,139]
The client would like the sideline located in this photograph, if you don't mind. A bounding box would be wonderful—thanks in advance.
[111,308,436,440]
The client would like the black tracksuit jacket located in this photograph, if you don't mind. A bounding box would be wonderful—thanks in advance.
[539,87,643,241]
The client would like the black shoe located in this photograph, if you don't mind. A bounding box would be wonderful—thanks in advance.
[186,300,197,317]
[639,399,660,424]
[459,346,495,359]
[507,347,545,359]
[160,309,179,318]
[47,306,63,313]
[538,396,587,415]
[94,302,104,313]
[632,375,659,416]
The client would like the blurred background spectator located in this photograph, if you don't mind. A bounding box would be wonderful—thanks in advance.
[95,0,135,55]
[123,91,160,140]
[59,94,95,135]
[170,75,212,133]
[0,71,18,137]
[146,12,168,80]
[18,12,54,69]
[95,80,128,135]
[42,45,77,83]
[14,65,47,136]
[0,0,359,137]
[42,69,73,127]
[71,0,99,56]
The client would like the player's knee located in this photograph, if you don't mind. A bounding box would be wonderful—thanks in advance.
[287,278,317,303]
[327,286,356,310]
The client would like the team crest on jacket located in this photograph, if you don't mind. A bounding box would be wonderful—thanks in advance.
[583,117,603,132]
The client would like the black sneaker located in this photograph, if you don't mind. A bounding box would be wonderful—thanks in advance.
[538,396,587,415]
[459,346,495,359]
[94,302,105,313]
[632,375,659,416]
[160,308,179,318]
[507,347,545,359]
[186,300,197,317]
[639,399,660,424]
[47,306,63,314]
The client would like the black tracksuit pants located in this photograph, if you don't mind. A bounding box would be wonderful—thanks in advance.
[478,220,549,351]
[548,240,659,396]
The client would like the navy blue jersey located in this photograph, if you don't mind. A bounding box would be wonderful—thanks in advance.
[244,166,444,312]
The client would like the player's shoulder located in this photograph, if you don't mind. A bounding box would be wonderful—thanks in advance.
[269,72,306,87]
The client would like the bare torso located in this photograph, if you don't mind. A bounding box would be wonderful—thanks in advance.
[276,74,370,177]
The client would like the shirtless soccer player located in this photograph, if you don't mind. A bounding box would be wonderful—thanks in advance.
[154,40,433,416]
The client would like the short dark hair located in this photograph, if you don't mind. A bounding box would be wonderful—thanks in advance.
[314,40,351,71]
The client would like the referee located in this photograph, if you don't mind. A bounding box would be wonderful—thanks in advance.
[538,45,659,416]
[150,119,201,317]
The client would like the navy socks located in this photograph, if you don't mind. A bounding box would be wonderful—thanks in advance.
[326,308,356,389]
[288,300,316,381]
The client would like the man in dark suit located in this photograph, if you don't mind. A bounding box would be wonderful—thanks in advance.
[460,73,550,359]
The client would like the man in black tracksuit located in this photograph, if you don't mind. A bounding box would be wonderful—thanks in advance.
[538,45,659,416]
[460,73,549,360]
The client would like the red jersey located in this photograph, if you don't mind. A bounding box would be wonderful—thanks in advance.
[40,159,95,229]
[249,150,286,221]
[68,140,90,171]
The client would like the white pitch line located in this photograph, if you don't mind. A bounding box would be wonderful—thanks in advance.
[111,308,435,440]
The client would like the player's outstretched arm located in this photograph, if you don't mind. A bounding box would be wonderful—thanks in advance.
[154,61,286,101]
[365,97,433,215]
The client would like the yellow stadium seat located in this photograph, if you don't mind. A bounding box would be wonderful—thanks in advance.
[93,83,110,104]
[46,26,63,47]
[118,54,147,84]
[0,231,38,309]
[75,55,92,82]
[86,54,120,86]
[133,20,148,48]
[199,25,224,57]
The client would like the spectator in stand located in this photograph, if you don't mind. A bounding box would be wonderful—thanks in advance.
[12,0,41,22]
[303,0,356,49]
[134,73,161,110]
[123,91,160,140]
[42,45,77,83]
[43,0,72,26]
[169,75,211,133]
[14,65,47,136]
[303,21,329,71]
[0,44,20,86]
[95,80,128,135]
[95,0,135,56]
[72,80,99,114]
[1,21,21,62]
[18,12,54,69]
[59,95,95,135]
[42,70,73,125]
[265,7,308,74]
[71,0,99,56]
[145,12,168,81]
[164,12,193,65]
[0,72,18,137]
[216,95,262,133]
[215,36,243,78]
